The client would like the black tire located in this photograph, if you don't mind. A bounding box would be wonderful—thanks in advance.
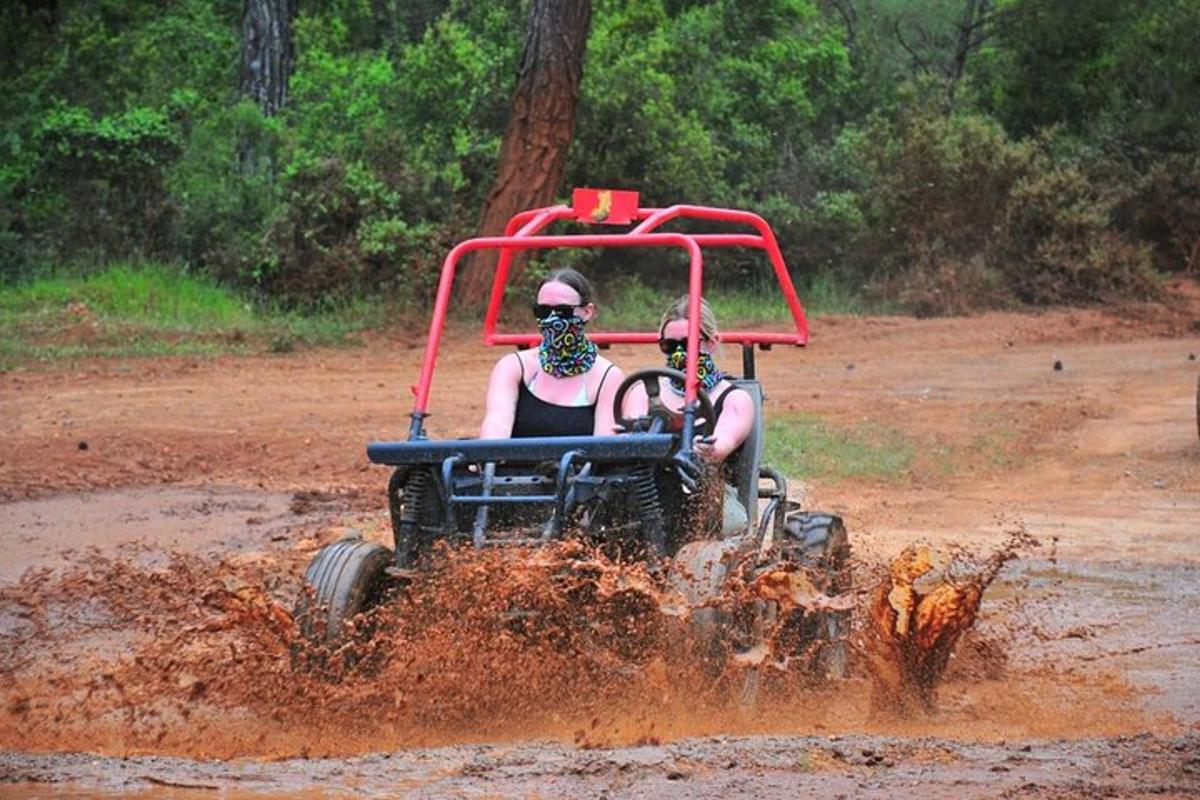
[670,539,768,712]
[294,539,393,669]
[782,512,850,592]
[778,511,851,679]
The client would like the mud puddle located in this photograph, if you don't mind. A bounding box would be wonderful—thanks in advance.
[3,732,1198,799]
[0,485,354,581]
[0,524,1176,761]
[989,557,1200,724]
[1,488,1196,798]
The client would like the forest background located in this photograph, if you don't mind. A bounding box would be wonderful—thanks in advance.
[2,0,1198,341]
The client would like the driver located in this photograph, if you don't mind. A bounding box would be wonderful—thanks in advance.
[622,295,754,534]
[480,268,625,439]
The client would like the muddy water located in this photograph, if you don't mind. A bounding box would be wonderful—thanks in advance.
[4,731,1199,799]
[0,511,1178,765]
[1,485,1196,800]
[0,486,322,581]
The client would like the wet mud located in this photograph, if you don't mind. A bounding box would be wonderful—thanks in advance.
[3,732,1199,799]
[0,511,1176,766]
[2,304,1199,796]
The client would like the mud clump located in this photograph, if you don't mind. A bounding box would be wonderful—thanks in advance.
[862,528,1038,713]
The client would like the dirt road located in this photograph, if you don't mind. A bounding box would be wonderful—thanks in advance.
[1,296,1198,797]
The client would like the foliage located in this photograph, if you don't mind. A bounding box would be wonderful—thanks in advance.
[569,0,852,279]
[982,0,1200,150]
[0,0,1192,319]
[849,107,1160,311]
[595,270,872,332]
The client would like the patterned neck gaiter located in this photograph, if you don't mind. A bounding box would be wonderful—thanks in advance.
[665,346,725,393]
[538,313,597,378]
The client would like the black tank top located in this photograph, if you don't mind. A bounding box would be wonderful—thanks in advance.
[511,358,614,438]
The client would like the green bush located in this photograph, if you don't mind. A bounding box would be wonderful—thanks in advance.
[21,104,182,263]
[0,0,1188,317]
[1121,150,1200,273]
[168,101,282,279]
[850,108,1160,310]
[998,162,1160,303]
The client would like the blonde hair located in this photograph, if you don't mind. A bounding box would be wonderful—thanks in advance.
[659,295,720,343]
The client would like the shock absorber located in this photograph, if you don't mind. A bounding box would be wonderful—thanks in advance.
[631,463,667,557]
[390,467,428,568]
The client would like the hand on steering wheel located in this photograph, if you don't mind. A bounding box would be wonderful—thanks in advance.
[611,368,716,434]
[612,368,717,493]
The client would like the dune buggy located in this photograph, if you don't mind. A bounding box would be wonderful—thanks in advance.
[295,189,851,682]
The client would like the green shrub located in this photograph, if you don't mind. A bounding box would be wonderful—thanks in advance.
[168,101,282,279]
[851,107,1160,310]
[997,161,1160,303]
[22,104,183,263]
[1122,150,1200,273]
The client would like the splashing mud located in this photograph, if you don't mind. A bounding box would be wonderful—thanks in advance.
[0,526,1156,760]
[861,527,1039,713]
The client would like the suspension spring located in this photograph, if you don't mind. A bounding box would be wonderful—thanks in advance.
[390,468,430,568]
[631,463,667,557]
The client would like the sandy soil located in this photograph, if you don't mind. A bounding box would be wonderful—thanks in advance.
[1,291,1199,797]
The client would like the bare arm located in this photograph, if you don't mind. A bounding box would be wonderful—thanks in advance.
[695,388,754,461]
[479,353,523,439]
[619,380,648,422]
[592,362,626,435]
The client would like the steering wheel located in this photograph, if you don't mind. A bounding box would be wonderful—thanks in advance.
[612,368,716,434]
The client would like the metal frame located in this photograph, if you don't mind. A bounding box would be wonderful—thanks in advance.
[368,189,811,557]
[399,191,809,442]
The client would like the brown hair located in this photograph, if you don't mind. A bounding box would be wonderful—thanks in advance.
[659,295,719,342]
[538,268,595,306]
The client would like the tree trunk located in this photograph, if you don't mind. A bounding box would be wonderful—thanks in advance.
[946,0,990,108]
[461,0,592,305]
[240,0,297,117]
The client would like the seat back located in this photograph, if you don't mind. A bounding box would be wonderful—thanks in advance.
[729,379,764,528]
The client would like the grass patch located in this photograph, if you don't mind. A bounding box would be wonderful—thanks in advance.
[595,271,877,332]
[0,263,389,367]
[764,413,914,483]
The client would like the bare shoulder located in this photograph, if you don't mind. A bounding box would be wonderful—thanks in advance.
[596,354,624,376]
[723,385,756,413]
[490,350,526,381]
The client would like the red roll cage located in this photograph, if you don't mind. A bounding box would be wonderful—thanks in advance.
[411,188,809,417]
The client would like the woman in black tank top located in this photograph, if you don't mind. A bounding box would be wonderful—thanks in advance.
[479,268,625,439]
[511,358,617,437]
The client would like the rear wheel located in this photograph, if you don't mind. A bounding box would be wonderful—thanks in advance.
[778,511,851,678]
[294,538,394,672]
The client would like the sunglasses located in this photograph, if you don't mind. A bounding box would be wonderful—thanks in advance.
[531,303,582,321]
[658,338,690,354]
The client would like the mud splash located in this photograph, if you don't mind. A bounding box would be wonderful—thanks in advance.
[0,530,1154,759]
[861,527,1040,713]
[0,541,730,757]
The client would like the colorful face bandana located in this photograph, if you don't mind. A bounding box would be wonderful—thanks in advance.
[665,345,724,393]
[538,312,597,378]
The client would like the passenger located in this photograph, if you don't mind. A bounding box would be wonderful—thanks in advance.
[624,295,754,535]
[480,268,625,439]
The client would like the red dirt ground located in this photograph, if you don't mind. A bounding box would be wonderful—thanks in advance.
[1,288,1198,797]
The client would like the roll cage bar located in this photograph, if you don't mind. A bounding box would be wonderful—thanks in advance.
[407,188,809,442]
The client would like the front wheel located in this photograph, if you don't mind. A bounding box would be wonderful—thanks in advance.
[294,538,394,671]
